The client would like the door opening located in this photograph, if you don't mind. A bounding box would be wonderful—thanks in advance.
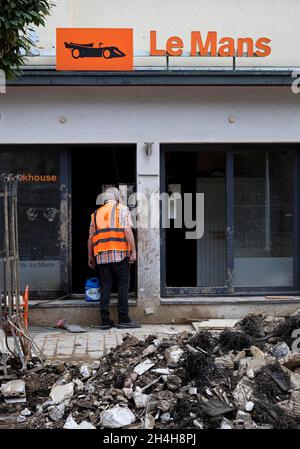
[71,145,136,294]
[164,149,226,288]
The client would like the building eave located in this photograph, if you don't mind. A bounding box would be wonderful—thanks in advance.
[6,68,297,87]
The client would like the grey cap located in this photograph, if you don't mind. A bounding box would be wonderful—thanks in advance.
[96,187,121,205]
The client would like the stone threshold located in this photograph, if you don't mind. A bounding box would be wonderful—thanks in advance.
[160,296,300,305]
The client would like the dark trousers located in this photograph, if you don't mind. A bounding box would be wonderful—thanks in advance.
[98,257,130,323]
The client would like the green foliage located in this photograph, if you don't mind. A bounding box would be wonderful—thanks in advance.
[0,0,53,79]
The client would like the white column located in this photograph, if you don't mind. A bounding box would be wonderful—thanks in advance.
[136,141,160,314]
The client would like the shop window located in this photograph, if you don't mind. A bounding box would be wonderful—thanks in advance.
[0,148,62,292]
[234,151,293,287]
[162,145,298,295]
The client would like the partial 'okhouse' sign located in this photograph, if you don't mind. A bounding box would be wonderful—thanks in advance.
[56,28,133,71]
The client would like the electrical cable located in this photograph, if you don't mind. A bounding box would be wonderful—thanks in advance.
[5,333,15,357]
[113,146,120,187]
[29,293,72,308]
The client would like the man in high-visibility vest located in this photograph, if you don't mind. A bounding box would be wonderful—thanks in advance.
[88,187,140,330]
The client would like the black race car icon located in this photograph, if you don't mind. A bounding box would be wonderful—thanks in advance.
[64,41,126,59]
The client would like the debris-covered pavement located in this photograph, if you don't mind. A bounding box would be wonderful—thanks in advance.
[1,312,300,429]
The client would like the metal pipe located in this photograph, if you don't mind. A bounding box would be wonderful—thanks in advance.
[11,177,19,317]
[265,152,271,252]
[14,178,20,318]
[3,181,11,318]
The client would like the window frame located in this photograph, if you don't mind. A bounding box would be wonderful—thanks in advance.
[160,143,300,297]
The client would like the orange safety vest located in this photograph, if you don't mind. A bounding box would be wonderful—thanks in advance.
[91,202,130,256]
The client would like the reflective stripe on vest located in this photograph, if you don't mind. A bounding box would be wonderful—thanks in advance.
[91,202,130,255]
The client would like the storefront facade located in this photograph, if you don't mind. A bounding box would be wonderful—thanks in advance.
[1,1,300,323]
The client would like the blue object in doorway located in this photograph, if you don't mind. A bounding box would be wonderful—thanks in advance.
[85,277,100,302]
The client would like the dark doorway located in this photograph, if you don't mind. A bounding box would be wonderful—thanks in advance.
[71,145,136,294]
[164,149,226,288]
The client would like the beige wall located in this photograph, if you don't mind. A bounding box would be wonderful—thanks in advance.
[28,0,300,68]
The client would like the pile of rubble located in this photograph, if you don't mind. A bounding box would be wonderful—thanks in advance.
[1,312,300,429]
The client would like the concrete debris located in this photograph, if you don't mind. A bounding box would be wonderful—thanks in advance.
[263,317,285,334]
[48,403,65,422]
[193,419,204,429]
[84,382,95,394]
[50,382,74,404]
[151,368,173,375]
[290,371,300,390]
[63,414,79,429]
[80,364,91,378]
[91,361,101,370]
[2,313,300,429]
[232,377,254,411]
[192,319,239,332]
[100,405,136,428]
[270,342,290,360]
[220,418,234,429]
[74,378,84,391]
[247,369,255,379]
[214,354,235,370]
[280,352,300,370]
[164,346,184,367]
[134,359,155,376]
[133,389,151,409]
[245,401,255,412]
[144,413,155,429]
[234,350,247,361]
[239,356,268,373]
[189,387,198,395]
[1,380,26,399]
[54,372,72,386]
[17,415,27,424]
[236,410,252,423]
[160,412,171,424]
[62,414,95,429]
[142,344,157,358]
[78,421,96,429]
[21,408,32,417]
[288,390,300,417]
[56,320,86,333]
[250,346,265,359]
[166,375,182,391]
[123,388,134,399]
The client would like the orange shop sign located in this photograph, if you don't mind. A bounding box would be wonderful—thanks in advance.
[56,28,133,71]
[56,29,272,71]
[150,31,271,57]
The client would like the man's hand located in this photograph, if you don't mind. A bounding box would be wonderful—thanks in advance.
[129,251,136,264]
[88,256,96,269]
[124,227,137,265]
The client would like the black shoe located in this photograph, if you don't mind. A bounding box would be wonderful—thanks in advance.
[116,320,141,329]
[100,319,114,330]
